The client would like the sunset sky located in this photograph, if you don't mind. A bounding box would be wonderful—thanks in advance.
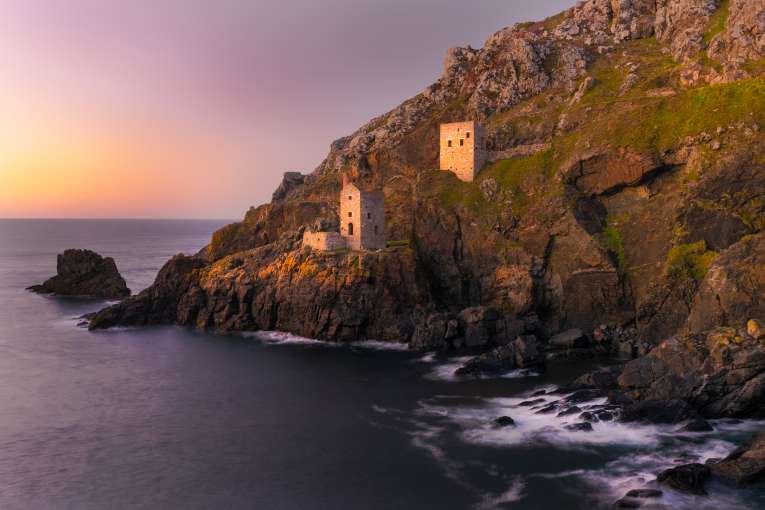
[0,0,571,219]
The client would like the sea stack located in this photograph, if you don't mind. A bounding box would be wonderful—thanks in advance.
[28,249,130,299]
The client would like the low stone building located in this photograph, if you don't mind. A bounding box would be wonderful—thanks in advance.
[439,120,486,182]
[301,231,347,251]
[302,175,386,252]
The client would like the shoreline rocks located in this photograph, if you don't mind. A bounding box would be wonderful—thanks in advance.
[28,249,130,299]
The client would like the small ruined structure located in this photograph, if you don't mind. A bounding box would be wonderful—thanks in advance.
[439,120,486,182]
[302,175,386,252]
[301,231,347,251]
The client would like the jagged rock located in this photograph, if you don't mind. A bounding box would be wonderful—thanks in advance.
[455,335,542,377]
[272,172,307,201]
[708,432,765,484]
[569,76,597,105]
[615,322,765,418]
[657,463,710,495]
[28,249,130,299]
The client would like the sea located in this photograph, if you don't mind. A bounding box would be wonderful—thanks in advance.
[0,219,763,509]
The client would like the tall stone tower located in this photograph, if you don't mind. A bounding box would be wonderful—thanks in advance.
[339,175,386,251]
[439,120,486,182]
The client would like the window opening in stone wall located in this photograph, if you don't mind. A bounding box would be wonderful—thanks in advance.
[460,139,464,146]
[348,212,353,217]
[348,223,354,235]
[374,225,378,235]
[348,195,352,200]
[448,140,452,147]
[466,132,470,139]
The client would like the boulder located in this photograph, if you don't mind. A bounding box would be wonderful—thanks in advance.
[681,418,714,432]
[565,422,593,432]
[493,416,516,428]
[548,328,588,349]
[28,249,130,299]
[625,489,662,499]
[748,319,765,341]
[657,463,710,495]
[708,432,765,485]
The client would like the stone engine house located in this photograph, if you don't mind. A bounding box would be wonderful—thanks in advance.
[439,120,486,182]
[339,176,385,251]
[302,175,386,252]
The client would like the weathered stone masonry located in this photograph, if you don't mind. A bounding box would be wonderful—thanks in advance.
[340,176,386,251]
[439,121,486,182]
[301,231,347,251]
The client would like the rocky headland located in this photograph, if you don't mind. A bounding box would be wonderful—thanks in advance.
[28,249,130,299]
[88,0,765,398]
[87,1,765,496]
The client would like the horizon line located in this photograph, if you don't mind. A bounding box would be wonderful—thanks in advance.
[0,217,238,222]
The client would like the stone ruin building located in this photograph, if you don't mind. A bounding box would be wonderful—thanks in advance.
[439,120,486,182]
[302,175,386,252]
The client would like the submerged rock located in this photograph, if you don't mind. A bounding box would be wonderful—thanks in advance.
[28,249,130,299]
[564,422,593,432]
[492,416,516,428]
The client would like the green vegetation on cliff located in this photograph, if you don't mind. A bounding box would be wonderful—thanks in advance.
[666,241,717,282]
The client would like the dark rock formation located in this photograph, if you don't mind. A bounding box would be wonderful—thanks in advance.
[616,323,765,419]
[88,254,206,328]
[493,416,516,428]
[657,463,710,495]
[708,432,765,485]
[455,335,542,377]
[28,249,130,299]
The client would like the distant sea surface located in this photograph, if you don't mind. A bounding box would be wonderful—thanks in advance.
[0,219,763,510]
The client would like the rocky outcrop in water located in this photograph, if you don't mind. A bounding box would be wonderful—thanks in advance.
[708,432,765,484]
[28,249,130,299]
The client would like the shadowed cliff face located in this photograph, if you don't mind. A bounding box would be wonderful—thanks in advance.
[91,0,765,347]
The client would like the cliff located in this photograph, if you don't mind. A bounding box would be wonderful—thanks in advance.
[90,0,765,352]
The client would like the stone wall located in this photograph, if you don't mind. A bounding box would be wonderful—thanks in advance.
[439,121,486,182]
[487,143,551,163]
[302,231,347,251]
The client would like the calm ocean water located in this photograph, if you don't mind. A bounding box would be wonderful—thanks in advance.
[0,219,763,510]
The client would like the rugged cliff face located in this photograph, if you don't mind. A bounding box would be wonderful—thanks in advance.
[91,0,765,351]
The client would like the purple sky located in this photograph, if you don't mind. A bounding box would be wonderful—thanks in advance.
[1,0,573,219]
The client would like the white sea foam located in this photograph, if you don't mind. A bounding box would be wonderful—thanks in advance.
[476,477,526,510]
[423,356,542,382]
[242,330,332,346]
[349,339,410,351]
[412,386,765,509]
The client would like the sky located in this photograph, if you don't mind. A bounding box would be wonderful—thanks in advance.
[0,0,573,219]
